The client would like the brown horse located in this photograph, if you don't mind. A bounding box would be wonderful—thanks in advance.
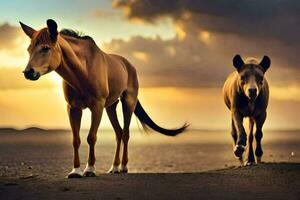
[222,55,270,165]
[20,19,188,178]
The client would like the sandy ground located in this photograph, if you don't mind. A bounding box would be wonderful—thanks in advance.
[0,163,299,200]
[0,129,299,199]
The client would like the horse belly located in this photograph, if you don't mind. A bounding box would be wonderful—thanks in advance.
[105,74,127,107]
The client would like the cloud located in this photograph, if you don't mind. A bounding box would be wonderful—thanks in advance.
[103,28,300,87]
[113,0,300,44]
[103,0,300,87]
[90,9,119,18]
[103,34,230,87]
[0,23,25,51]
[0,23,28,68]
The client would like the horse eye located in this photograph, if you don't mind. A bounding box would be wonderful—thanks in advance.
[41,46,50,53]
[240,76,245,84]
[256,76,263,82]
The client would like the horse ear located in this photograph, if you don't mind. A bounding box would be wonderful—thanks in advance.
[46,19,58,42]
[19,21,36,38]
[233,54,244,71]
[260,55,271,72]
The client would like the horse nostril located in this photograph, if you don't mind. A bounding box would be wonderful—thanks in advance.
[28,68,35,73]
[24,68,34,74]
[23,68,40,80]
[248,88,257,97]
[24,68,35,79]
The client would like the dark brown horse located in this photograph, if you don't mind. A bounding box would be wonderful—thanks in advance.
[223,55,270,165]
[20,19,188,178]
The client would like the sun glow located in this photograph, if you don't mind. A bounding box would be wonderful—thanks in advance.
[49,73,62,86]
[198,31,211,45]
[132,51,149,62]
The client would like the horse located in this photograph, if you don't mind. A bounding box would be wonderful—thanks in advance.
[222,55,270,165]
[20,19,188,178]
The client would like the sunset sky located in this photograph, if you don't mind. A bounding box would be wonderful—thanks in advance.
[0,0,299,130]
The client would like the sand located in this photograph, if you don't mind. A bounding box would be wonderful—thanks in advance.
[0,129,299,199]
[1,163,299,200]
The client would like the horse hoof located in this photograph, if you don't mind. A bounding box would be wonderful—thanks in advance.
[83,165,96,177]
[234,145,245,158]
[120,165,128,173]
[257,157,262,163]
[108,165,119,174]
[67,168,83,179]
[83,171,96,177]
[68,173,82,178]
[238,157,244,166]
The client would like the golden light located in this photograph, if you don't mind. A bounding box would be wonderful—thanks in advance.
[175,24,186,41]
[198,31,211,45]
[166,46,176,56]
[132,51,149,62]
[49,73,62,86]
[271,85,300,101]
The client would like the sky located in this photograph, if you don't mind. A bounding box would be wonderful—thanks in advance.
[0,0,299,130]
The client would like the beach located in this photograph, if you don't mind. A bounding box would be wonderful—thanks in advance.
[0,129,299,199]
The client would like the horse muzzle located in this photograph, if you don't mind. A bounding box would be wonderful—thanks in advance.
[23,68,41,81]
[248,88,258,101]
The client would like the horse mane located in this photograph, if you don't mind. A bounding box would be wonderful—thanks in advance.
[60,29,94,42]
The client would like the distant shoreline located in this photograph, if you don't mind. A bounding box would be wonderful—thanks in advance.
[0,127,299,133]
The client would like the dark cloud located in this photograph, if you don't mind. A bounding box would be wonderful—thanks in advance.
[113,0,300,44]
[106,0,300,87]
[103,31,300,87]
[104,35,228,87]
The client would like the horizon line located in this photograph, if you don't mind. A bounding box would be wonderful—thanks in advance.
[0,126,299,133]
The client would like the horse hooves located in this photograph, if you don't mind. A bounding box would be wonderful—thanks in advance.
[108,165,120,174]
[83,171,96,177]
[234,145,245,158]
[108,170,120,174]
[120,169,128,173]
[120,165,128,173]
[67,173,82,179]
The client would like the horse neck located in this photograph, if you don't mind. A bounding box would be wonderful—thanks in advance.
[55,36,89,95]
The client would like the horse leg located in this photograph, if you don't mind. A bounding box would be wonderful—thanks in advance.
[67,105,83,178]
[231,119,243,165]
[232,111,247,160]
[120,92,137,173]
[246,118,255,165]
[106,100,123,173]
[231,119,238,145]
[83,101,104,177]
[254,112,266,163]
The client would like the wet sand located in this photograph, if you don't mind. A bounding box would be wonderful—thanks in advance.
[0,129,299,199]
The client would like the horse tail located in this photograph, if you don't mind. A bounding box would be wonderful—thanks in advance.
[134,100,189,136]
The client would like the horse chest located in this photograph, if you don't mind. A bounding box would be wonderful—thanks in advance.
[240,102,256,117]
[64,89,94,109]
